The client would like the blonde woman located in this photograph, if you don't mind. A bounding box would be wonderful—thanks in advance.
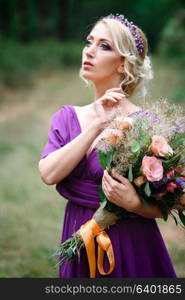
[38,14,176,278]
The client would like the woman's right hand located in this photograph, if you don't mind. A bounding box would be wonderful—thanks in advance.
[94,87,125,130]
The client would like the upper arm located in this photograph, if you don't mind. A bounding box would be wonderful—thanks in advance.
[40,107,68,159]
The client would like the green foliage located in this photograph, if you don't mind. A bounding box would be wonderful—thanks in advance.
[25,0,39,41]
[131,140,140,153]
[6,0,21,41]
[170,133,185,149]
[128,166,133,182]
[162,148,185,172]
[0,40,82,88]
[178,210,185,226]
[160,206,169,222]
[144,182,151,197]
[140,196,151,208]
[98,151,107,169]
[98,186,107,203]
[0,0,184,50]
[98,149,115,170]
[157,9,185,64]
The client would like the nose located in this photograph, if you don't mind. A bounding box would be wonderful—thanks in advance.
[84,43,96,58]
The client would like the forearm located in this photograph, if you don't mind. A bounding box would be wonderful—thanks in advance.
[38,119,102,185]
[132,200,163,219]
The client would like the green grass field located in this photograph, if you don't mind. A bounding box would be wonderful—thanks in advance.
[0,60,184,278]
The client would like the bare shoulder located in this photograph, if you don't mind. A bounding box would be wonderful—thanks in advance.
[72,104,88,113]
[73,104,95,118]
[72,104,95,132]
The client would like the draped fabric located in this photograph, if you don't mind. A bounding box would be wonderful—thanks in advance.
[40,105,176,278]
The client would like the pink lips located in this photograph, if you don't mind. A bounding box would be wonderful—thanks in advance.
[84,61,93,65]
[83,61,94,69]
[83,64,93,69]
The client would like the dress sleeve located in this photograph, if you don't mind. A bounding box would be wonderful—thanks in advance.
[40,107,67,159]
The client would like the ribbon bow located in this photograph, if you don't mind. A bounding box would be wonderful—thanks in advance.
[80,219,115,278]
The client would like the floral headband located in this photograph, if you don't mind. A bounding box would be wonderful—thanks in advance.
[105,14,144,54]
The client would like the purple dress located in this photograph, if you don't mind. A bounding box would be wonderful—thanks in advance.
[40,104,177,278]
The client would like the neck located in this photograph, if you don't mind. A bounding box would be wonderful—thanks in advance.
[92,79,131,114]
[93,77,122,100]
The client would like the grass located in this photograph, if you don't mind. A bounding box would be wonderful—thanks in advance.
[0,59,184,277]
[169,245,185,277]
[0,113,64,277]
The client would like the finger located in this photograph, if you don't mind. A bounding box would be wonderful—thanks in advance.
[102,97,118,104]
[111,169,128,184]
[107,92,125,99]
[102,180,110,198]
[102,96,119,106]
[106,94,125,102]
[102,180,106,193]
[105,94,121,101]
[102,181,116,203]
[106,87,122,93]
[104,170,119,188]
[102,178,109,194]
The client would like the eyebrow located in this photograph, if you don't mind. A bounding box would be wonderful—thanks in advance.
[86,34,112,45]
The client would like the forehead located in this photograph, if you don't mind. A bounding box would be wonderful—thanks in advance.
[88,22,112,42]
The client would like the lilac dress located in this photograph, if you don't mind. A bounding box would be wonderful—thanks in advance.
[40,104,177,278]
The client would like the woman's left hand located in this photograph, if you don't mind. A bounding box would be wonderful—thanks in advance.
[102,169,140,212]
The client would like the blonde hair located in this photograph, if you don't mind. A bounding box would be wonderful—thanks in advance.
[79,17,153,98]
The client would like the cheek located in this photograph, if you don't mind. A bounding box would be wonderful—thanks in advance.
[98,53,120,74]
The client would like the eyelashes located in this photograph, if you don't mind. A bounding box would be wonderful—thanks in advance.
[84,39,112,51]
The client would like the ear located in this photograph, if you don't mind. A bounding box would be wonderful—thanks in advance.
[117,65,124,74]
[117,59,125,74]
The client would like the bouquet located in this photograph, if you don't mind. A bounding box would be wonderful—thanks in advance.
[54,99,185,278]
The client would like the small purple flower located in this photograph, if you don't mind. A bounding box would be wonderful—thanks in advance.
[172,125,185,133]
[106,14,144,54]
[175,120,181,125]
[129,110,160,124]
[176,178,185,190]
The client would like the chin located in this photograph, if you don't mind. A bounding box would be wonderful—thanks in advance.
[80,68,103,84]
[81,70,95,81]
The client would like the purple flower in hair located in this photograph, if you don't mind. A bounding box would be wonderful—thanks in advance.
[105,13,144,54]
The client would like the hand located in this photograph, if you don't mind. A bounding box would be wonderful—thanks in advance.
[102,169,140,212]
[94,88,125,130]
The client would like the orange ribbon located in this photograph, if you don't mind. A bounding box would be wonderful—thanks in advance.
[80,219,115,278]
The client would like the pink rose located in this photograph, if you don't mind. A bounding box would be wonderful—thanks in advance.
[141,155,164,182]
[149,135,173,157]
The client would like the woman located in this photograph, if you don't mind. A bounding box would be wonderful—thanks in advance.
[38,14,176,277]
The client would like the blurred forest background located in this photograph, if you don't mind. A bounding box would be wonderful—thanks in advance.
[0,0,185,277]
